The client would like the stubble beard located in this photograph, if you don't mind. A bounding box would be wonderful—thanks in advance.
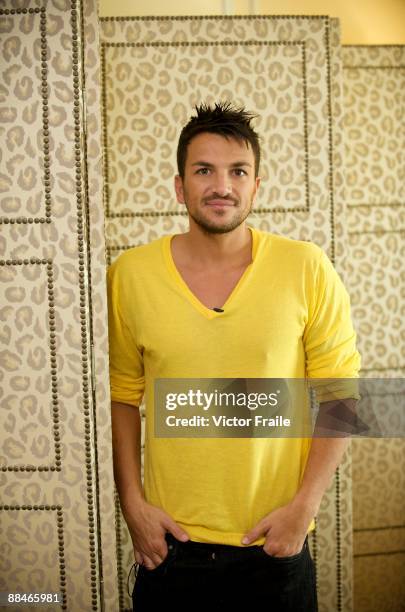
[185,198,254,235]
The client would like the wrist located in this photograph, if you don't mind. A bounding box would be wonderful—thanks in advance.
[290,492,319,521]
[120,488,146,517]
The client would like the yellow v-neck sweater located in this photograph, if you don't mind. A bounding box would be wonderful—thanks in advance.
[107,228,360,545]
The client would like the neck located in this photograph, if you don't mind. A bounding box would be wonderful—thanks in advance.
[177,222,252,269]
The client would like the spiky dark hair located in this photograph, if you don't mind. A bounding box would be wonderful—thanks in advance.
[176,101,261,178]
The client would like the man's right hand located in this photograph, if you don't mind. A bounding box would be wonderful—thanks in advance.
[124,498,189,570]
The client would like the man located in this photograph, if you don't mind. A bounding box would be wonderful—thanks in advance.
[107,102,360,611]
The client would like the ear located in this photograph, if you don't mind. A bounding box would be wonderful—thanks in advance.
[174,175,185,204]
[253,176,261,201]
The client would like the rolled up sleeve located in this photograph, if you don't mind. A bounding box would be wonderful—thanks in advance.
[107,262,145,408]
[303,249,361,402]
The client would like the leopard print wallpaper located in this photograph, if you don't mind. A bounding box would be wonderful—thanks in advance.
[343,45,405,612]
[0,0,118,610]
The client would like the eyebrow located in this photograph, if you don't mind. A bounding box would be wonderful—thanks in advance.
[191,161,252,167]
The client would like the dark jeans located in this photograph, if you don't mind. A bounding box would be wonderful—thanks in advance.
[132,532,318,611]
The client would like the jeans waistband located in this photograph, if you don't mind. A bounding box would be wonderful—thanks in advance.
[165,532,308,552]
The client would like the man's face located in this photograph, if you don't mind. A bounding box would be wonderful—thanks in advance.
[174,132,260,234]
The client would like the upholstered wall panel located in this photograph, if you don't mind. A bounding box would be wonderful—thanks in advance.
[100,15,352,612]
[0,1,117,610]
[81,0,120,608]
[343,45,405,612]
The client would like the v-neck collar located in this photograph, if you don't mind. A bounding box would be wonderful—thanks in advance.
[163,226,258,319]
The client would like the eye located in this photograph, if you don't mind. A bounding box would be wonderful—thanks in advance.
[196,167,210,175]
[233,168,247,176]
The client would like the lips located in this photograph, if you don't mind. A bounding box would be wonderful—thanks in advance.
[205,199,235,206]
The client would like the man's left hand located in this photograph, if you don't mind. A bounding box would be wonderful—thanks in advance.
[241,501,314,557]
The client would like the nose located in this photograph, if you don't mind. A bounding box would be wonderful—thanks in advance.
[212,172,232,197]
